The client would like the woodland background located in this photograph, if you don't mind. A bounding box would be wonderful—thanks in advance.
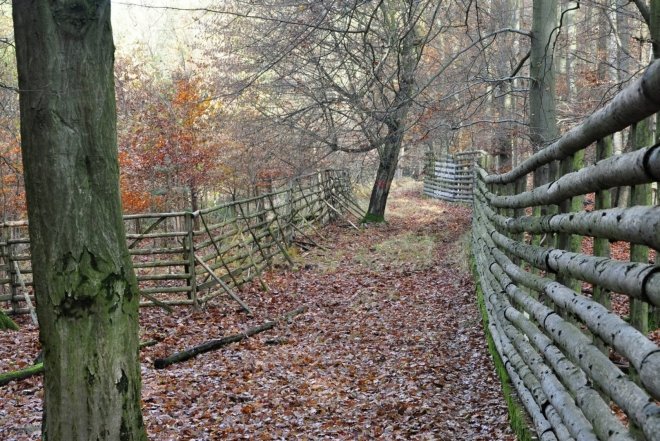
[0,0,654,220]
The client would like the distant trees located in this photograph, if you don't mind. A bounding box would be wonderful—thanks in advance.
[116,61,224,213]
[217,0,466,221]
[12,1,146,439]
[0,0,657,223]
[0,3,21,221]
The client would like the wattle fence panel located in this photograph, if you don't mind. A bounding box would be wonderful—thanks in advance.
[423,150,486,202]
[472,60,660,440]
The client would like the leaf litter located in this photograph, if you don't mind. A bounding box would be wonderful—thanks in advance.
[0,185,515,440]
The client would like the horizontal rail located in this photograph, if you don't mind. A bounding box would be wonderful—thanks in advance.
[1,169,357,315]
[471,60,660,440]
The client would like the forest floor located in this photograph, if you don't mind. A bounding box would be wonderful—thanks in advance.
[0,182,514,440]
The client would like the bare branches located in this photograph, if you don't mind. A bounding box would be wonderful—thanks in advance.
[116,1,368,34]
[510,50,530,78]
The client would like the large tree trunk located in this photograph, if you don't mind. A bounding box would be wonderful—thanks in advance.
[12,2,147,440]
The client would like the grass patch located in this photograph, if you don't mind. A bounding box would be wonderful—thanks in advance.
[353,232,436,271]
[362,212,385,223]
[470,251,534,441]
[445,232,471,273]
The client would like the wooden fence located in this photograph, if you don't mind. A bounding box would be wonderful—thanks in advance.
[1,170,361,315]
[473,60,660,441]
[423,150,485,202]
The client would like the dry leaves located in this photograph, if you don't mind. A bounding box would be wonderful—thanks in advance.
[0,186,514,440]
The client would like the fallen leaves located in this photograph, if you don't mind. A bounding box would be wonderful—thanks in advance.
[0,184,514,440]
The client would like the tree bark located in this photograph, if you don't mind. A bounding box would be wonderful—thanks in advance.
[364,3,420,222]
[365,132,403,222]
[12,1,147,440]
[529,0,559,155]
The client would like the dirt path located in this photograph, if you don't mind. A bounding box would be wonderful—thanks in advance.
[0,185,514,440]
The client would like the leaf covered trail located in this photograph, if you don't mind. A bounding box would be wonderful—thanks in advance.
[0,186,514,440]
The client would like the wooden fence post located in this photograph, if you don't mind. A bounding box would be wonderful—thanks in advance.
[593,137,612,355]
[183,212,198,309]
[629,121,652,334]
[556,150,584,322]
[0,224,11,313]
[8,226,19,315]
[627,119,654,440]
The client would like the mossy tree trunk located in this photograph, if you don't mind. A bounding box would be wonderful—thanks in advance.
[12,1,147,440]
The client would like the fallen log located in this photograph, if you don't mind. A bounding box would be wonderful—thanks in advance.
[0,340,159,387]
[154,306,308,369]
[0,363,43,387]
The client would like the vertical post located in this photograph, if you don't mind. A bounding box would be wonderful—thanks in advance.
[184,212,198,309]
[285,180,294,244]
[8,225,18,315]
[629,121,651,333]
[530,165,548,303]
[592,137,613,402]
[629,121,652,440]
[593,137,612,351]
[423,151,433,197]
[556,150,584,321]
[510,176,527,265]
[324,171,337,222]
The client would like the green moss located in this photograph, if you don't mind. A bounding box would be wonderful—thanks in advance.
[650,307,659,330]
[362,212,385,223]
[0,310,19,331]
[470,254,534,441]
[0,362,43,386]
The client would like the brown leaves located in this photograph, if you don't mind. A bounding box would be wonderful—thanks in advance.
[0,184,514,440]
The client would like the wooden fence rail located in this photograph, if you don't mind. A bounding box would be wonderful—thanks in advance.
[423,150,486,202]
[1,169,358,315]
[473,60,660,441]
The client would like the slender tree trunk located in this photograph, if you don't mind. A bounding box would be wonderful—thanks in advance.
[651,0,660,59]
[12,2,147,440]
[565,1,578,104]
[364,5,419,222]
[597,0,613,85]
[365,129,404,222]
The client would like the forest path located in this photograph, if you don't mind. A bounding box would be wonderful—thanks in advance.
[0,182,514,440]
